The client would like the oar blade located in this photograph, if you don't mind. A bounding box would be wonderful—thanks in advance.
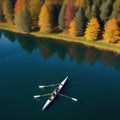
[39,86,45,89]
[39,83,60,89]
[72,98,78,102]
[34,95,40,98]
[59,93,78,102]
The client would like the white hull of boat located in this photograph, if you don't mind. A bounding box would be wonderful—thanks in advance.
[42,76,68,111]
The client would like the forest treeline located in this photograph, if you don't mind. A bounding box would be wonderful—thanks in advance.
[0,0,120,43]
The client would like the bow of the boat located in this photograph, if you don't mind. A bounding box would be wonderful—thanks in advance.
[61,76,68,85]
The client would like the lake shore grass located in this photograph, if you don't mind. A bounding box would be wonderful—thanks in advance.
[0,23,120,54]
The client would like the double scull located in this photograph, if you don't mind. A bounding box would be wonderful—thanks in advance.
[42,76,68,111]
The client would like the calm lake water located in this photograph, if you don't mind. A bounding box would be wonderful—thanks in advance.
[0,30,120,120]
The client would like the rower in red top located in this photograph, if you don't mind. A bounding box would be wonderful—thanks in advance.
[52,92,56,97]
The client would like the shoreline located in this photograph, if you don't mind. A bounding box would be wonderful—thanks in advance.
[0,23,120,54]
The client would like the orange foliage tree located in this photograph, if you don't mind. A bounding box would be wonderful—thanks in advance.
[85,18,100,40]
[14,0,25,16]
[103,18,120,43]
[69,20,77,36]
[38,4,52,33]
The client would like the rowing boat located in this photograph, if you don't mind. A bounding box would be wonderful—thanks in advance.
[42,76,68,111]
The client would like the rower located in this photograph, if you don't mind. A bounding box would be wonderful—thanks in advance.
[56,88,59,92]
[52,92,56,97]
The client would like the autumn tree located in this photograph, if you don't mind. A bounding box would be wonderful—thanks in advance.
[39,4,52,33]
[85,18,100,40]
[69,20,77,36]
[74,7,86,36]
[15,6,32,33]
[65,1,75,29]
[103,18,120,43]
[3,0,14,24]
[58,2,66,31]
[74,0,83,8]
[14,0,25,16]
[29,0,44,29]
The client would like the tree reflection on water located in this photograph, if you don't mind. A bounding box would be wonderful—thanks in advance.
[2,30,120,71]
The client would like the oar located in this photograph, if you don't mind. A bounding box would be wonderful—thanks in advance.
[34,93,51,99]
[39,83,60,89]
[59,93,78,102]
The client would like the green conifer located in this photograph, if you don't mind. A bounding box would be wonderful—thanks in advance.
[74,7,86,36]
[110,0,120,21]
[29,0,44,29]
[100,0,113,23]
[58,3,66,31]
[91,2,99,18]
[0,4,4,22]
[3,0,14,24]
[15,6,32,33]
[85,5,91,20]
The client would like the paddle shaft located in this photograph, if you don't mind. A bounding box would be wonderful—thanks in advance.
[59,93,72,99]
[59,93,78,101]
[39,93,51,97]
[39,83,60,88]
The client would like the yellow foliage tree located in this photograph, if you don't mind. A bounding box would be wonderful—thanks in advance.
[103,18,120,43]
[69,20,77,36]
[85,18,100,40]
[74,0,83,8]
[38,4,52,33]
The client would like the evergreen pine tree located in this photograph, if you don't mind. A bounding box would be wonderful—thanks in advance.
[100,0,107,12]
[74,7,86,36]
[15,6,32,33]
[94,0,102,7]
[0,3,4,22]
[85,18,100,40]
[83,0,93,7]
[49,3,60,27]
[83,0,93,11]
[85,5,91,20]
[29,0,44,29]
[3,0,14,24]
[58,2,66,31]
[110,0,120,21]
[100,0,113,23]
[91,2,99,19]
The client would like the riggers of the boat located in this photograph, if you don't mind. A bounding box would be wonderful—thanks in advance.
[42,76,68,111]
